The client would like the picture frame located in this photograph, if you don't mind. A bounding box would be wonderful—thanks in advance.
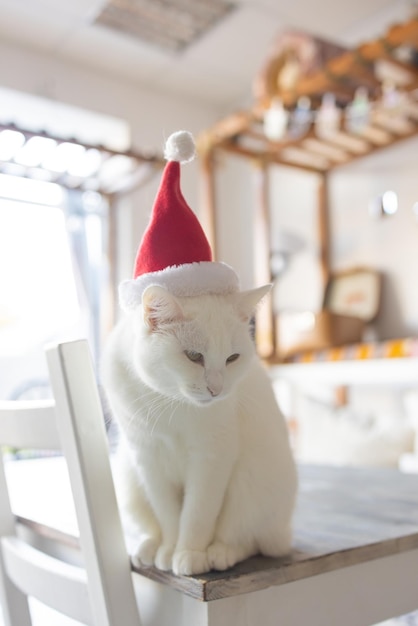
[323,267,381,321]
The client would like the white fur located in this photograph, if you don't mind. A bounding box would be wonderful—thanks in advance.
[102,286,297,576]
[119,261,240,311]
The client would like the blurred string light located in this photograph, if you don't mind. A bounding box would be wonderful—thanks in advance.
[14,136,57,167]
[42,142,86,173]
[0,130,102,179]
[369,193,418,221]
[68,149,102,177]
[0,126,143,202]
[369,190,398,219]
[0,130,25,160]
[382,190,398,215]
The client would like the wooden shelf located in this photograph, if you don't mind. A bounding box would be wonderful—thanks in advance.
[267,337,418,385]
[271,357,418,386]
[198,17,418,362]
[198,17,418,174]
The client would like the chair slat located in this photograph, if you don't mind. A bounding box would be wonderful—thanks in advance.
[0,401,60,450]
[1,536,92,624]
[46,340,141,626]
[0,339,141,625]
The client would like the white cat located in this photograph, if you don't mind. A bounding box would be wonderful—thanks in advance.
[102,282,297,576]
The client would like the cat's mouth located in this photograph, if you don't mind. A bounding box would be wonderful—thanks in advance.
[186,391,223,406]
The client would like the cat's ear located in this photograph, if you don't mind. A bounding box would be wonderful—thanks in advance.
[234,285,272,322]
[142,285,184,330]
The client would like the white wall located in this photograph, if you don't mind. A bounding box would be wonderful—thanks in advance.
[269,167,323,313]
[211,156,324,298]
[329,136,418,339]
[0,40,219,149]
[213,154,256,289]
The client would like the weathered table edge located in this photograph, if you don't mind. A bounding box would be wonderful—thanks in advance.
[16,516,418,603]
[132,532,418,602]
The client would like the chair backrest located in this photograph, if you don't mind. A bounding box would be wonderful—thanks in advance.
[0,339,140,626]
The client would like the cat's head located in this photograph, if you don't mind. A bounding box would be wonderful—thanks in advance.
[131,284,270,406]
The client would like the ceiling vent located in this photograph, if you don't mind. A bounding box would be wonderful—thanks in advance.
[94,0,236,53]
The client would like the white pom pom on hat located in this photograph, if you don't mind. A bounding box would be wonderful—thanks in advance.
[119,130,239,311]
[164,130,196,163]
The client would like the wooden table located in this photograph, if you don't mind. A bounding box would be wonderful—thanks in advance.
[9,459,418,626]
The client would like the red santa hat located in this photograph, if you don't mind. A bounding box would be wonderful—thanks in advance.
[119,130,239,311]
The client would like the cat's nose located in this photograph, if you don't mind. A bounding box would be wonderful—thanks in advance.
[205,370,223,397]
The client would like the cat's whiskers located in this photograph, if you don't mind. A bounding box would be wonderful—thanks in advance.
[149,395,173,432]
[143,392,180,435]
[165,397,177,429]
[118,389,165,435]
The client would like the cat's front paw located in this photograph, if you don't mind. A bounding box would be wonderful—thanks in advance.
[155,544,175,571]
[172,549,209,575]
[131,535,159,568]
[207,542,242,571]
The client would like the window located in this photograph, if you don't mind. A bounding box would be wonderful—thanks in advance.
[0,180,108,401]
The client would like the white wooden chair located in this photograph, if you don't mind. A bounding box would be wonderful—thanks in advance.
[0,339,140,626]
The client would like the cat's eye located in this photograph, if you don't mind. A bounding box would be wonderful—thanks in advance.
[226,353,240,364]
[184,350,204,365]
